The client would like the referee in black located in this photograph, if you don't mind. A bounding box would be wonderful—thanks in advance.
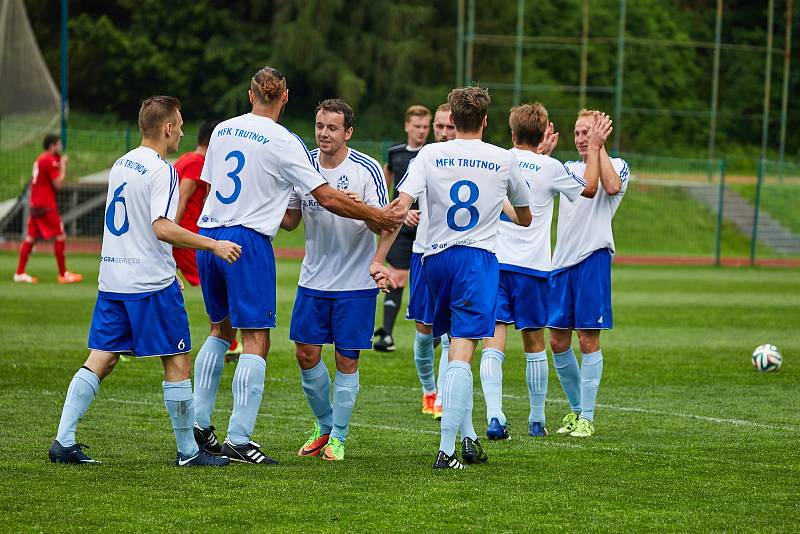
[374,104,431,351]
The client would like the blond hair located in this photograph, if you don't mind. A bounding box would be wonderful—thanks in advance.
[509,103,549,146]
[435,103,451,114]
[138,96,181,139]
[405,105,432,122]
[577,108,602,119]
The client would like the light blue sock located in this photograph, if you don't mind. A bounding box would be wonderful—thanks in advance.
[331,370,360,442]
[439,360,471,456]
[193,336,229,428]
[163,379,199,458]
[479,348,505,425]
[434,334,450,406]
[55,367,100,447]
[579,350,604,422]
[458,363,477,441]
[526,351,548,425]
[300,360,333,435]
[227,354,266,445]
[414,332,436,393]
[553,348,581,412]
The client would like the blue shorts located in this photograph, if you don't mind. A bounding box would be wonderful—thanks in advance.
[424,246,499,339]
[87,280,191,357]
[198,226,276,329]
[496,269,548,330]
[289,287,378,358]
[547,248,613,330]
[405,252,433,325]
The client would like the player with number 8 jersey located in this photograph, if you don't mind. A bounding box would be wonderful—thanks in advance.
[371,87,532,469]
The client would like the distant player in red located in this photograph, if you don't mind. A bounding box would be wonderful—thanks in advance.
[14,134,83,284]
[173,120,218,286]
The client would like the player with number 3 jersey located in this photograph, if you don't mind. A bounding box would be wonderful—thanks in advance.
[370,87,532,469]
[190,67,405,465]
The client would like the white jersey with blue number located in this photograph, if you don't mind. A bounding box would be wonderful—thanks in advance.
[198,113,326,238]
[288,148,388,293]
[397,139,529,258]
[495,148,586,275]
[98,146,179,294]
[551,157,630,270]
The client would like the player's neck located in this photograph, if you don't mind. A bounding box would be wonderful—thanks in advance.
[140,139,167,159]
[456,129,482,141]
[514,143,537,153]
[406,138,424,149]
[251,102,282,122]
[318,146,349,169]
[195,145,208,157]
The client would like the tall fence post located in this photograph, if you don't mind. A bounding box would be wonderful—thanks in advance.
[750,158,766,266]
[714,158,726,266]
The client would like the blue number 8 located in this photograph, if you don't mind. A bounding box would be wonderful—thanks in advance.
[105,182,130,236]
[446,180,480,231]
[216,150,244,204]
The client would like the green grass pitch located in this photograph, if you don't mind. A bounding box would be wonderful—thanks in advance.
[1,252,798,531]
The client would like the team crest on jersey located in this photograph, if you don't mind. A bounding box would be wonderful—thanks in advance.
[337,175,349,190]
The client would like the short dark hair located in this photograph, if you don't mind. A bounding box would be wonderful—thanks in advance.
[316,99,354,130]
[447,86,490,133]
[509,103,549,146]
[43,134,60,150]
[251,66,287,105]
[138,96,181,139]
[197,120,220,147]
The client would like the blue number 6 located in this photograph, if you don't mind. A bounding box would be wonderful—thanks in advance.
[216,150,244,204]
[105,182,130,236]
[446,180,480,231]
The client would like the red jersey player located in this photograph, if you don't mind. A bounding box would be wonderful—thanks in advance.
[14,134,83,284]
[173,120,218,286]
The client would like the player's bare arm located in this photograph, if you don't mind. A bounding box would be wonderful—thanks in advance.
[174,178,198,225]
[53,154,68,189]
[370,192,414,291]
[581,113,613,198]
[310,183,404,232]
[280,208,302,231]
[598,144,622,196]
[500,198,533,227]
[152,218,241,263]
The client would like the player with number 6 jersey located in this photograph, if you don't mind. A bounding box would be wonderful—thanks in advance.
[190,67,405,465]
[49,96,241,467]
[371,87,532,469]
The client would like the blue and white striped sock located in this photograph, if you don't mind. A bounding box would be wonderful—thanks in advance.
[193,336,229,428]
[163,379,199,458]
[526,351,548,425]
[331,370,360,442]
[300,360,333,435]
[479,348,505,425]
[227,354,266,445]
[553,348,581,412]
[55,367,100,447]
[579,350,604,422]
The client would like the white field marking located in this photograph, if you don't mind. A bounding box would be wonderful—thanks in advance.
[40,381,799,433]
[101,397,796,469]
[367,384,799,432]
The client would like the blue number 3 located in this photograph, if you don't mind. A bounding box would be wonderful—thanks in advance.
[105,182,129,236]
[446,180,480,231]
[216,150,244,204]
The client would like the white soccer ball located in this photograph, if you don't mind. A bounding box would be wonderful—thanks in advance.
[752,344,782,372]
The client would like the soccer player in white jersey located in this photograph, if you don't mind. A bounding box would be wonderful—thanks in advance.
[48,96,242,466]
[279,99,389,461]
[404,103,456,420]
[371,87,532,469]
[480,103,607,440]
[548,109,628,438]
[191,67,404,464]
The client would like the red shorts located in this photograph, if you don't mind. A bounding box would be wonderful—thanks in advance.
[173,247,200,286]
[27,207,64,240]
